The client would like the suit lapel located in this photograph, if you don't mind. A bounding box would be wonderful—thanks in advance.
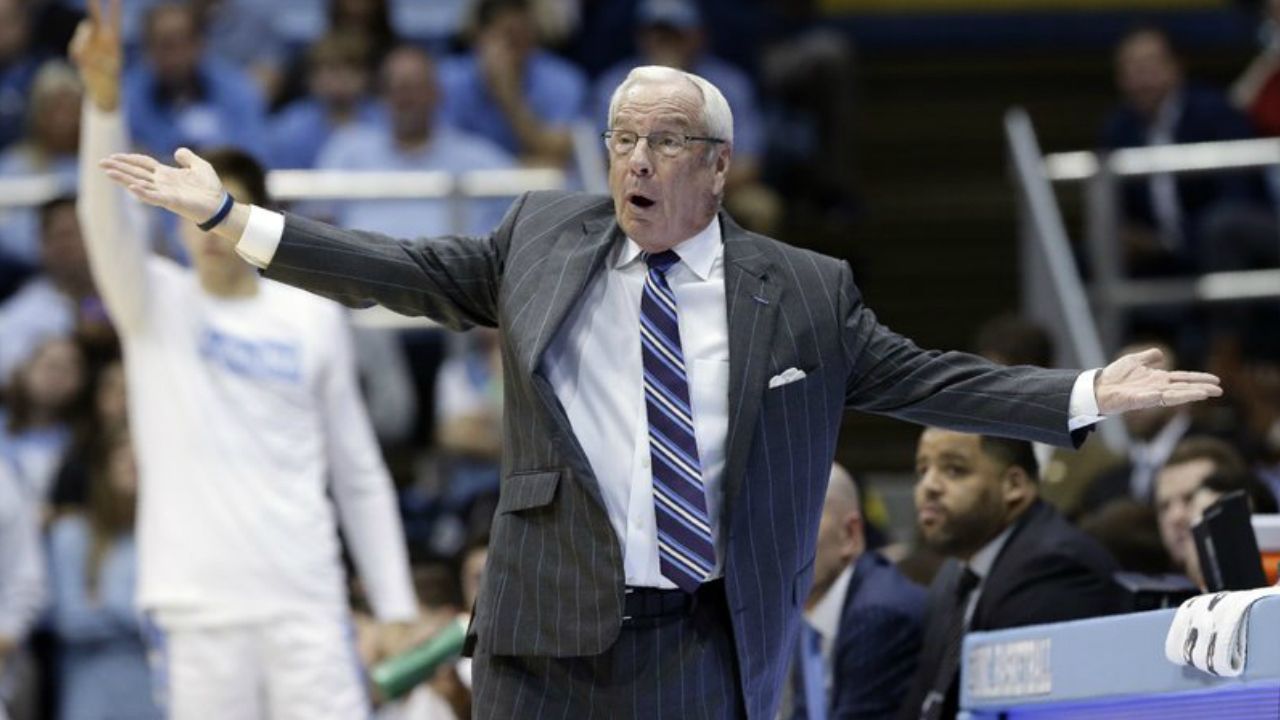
[524,215,619,372]
[721,213,781,519]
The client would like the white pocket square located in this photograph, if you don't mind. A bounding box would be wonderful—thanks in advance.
[768,367,806,389]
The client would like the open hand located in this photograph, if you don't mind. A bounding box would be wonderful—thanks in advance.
[69,0,122,112]
[1095,348,1223,415]
[99,148,226,224]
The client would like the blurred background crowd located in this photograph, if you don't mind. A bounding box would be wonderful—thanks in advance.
[2,0,1280,717]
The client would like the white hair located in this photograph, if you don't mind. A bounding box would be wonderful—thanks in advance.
[606,65,734,147]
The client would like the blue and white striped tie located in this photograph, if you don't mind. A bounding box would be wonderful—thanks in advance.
[640,250,716,593]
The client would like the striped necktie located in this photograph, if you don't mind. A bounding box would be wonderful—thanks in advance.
[640,250,716,593]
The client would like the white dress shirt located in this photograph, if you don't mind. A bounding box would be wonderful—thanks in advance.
[235,207,1106,591]
[804,562,855,696]
[540,218,730,589]
[962,525,1016,627]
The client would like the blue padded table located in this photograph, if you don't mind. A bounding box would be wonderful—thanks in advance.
[960,596,1280,719]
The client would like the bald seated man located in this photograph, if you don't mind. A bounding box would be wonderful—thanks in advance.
[786,463,924,719]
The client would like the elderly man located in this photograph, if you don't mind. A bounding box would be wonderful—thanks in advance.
[900,429,1128,720]
[101,50,1222,718]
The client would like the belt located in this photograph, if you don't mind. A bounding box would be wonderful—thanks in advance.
[622,579,725,624]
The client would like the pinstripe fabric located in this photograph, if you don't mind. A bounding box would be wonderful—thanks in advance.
[265,190,1087,719]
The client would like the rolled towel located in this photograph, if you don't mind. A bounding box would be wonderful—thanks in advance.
[1164,585,1280,677]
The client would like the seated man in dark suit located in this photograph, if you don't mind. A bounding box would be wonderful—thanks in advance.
[1104,26,1274,277]
[899,429,1128,720]
[787,463,925,719]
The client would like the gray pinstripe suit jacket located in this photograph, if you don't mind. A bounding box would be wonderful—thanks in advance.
[264,190,1086,719]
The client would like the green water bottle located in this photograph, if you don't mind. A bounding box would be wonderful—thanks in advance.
[370,617,467,700]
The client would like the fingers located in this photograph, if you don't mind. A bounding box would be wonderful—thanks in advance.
[1132,347,1165,368]
[174,147,209,171]
[104,152,161,173]
[1160,386,1224,407]
[99,157,154,185]
[110,0,122,31]
[1165,370,1221,385]
[87,0,99,24]
[69,20,90,59]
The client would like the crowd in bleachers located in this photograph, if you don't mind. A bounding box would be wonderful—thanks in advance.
[0,0,1279,718]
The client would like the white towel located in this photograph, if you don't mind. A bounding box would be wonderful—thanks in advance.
[1164,585,1280,677]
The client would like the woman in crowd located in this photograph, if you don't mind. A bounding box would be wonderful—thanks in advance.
[0,335,86,506]
[47,428,160,720]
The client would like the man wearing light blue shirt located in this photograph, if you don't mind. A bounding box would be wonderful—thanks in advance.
[315,45,515,239]
[437,0,586,167]
[122,3,266,160]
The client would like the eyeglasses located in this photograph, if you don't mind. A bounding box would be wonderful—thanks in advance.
[601,130,725,158]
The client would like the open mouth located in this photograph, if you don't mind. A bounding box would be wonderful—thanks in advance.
[628,193,656,209]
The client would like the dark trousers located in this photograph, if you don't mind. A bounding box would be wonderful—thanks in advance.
[471,581,745,719]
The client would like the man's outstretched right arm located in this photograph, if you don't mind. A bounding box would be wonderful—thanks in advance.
[98,134,512,331]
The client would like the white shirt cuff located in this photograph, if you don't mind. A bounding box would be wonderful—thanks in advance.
[235,205,286,269]
[1067,368,1104,432]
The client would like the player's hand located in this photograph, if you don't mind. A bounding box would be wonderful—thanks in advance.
[377,612,451,660]
[69,0,123,112]
[99,148,226,225]
[1095,348,1222,414]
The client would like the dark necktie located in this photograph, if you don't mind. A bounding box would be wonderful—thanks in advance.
[920,567,981,720]
[641,250,715,593]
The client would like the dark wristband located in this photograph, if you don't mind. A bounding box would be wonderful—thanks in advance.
[198,191,235,232]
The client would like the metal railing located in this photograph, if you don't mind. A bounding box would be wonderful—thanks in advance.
[1007,108,1280,447]
[1043,133,1280,352]
[1005,109,1127,449]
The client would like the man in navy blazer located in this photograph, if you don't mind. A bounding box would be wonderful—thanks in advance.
[1104,27,1273,274]
[789,464,925,719]
[899,430,1129,720]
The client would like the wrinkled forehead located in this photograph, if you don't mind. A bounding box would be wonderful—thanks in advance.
[612,79,703,130]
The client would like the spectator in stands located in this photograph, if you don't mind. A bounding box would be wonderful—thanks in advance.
[1232,0,1280,136]
[439,0,587,167]
[123,2,267,159]
[1104,27,1273,277]
[1152,436,1275,589]
[0,459,44,720]
[0,194,97,386]
[784,463,924,720]
[0,336,86,504]
[0,0,41,154]
[591,0,780,233]
[268,31,383,170]
[0,61,81,272]
[50,356,126,513]
[316,45,514,238]
[1079,500,1173,575]
[899,428,1126,720]
[1079,341,1194,516]
[190,0,287,103]
[0,197,96,387]
[329,0,397,70]
[434,328,502,499]
[974,313,1121,518]
[461,541,487,610]
[47,429,162,720]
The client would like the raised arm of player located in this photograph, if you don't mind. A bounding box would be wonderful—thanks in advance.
[71,0,153,335]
